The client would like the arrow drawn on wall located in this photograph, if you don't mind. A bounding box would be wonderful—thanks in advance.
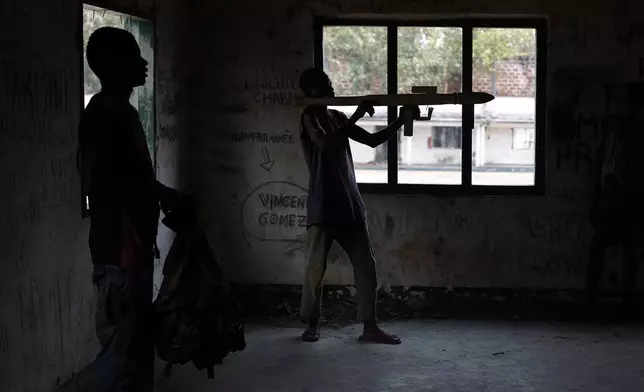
[260,146,275,172]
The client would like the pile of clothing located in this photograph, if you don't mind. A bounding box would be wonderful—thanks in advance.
[154,196,246,379]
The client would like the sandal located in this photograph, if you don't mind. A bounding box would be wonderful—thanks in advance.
[301,328,320,342]
[359,331,401,345]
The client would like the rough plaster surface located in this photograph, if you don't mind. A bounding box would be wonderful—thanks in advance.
[5,0,644,390]
[0,0,180,390]
[155,320,644,392]
[154,0,186,299]
[0,1,97,391]
[180,0,644,293]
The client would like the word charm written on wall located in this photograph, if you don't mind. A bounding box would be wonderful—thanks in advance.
[243,66,303,106]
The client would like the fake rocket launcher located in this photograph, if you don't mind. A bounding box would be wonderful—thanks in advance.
[297,86,495,136]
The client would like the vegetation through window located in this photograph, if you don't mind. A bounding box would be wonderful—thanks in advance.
[317,18,547,194]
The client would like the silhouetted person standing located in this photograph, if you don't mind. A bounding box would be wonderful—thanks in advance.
[77,27,178,392]
[587,82,644,309]
[298,68,419,344]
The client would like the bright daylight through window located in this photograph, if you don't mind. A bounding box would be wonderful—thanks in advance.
[320,20,545,192]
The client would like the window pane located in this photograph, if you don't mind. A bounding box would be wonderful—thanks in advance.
[83,5,155,159]
[472,28,536,186]
[322,26,388,184]
[397,27,463,185]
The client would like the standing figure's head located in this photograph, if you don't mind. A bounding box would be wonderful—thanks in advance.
[299,68,335,98]
[86,27,148,90]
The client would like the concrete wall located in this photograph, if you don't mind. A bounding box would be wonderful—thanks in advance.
[4,0,644,389]
[0,0,182,390]
[181,0,644,292]
[153,0,190,299]
[0,1,95,390]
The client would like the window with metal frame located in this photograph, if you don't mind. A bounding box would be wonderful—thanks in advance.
[314,17,547,195]
[432,126,463,149]
[512,128,536,150]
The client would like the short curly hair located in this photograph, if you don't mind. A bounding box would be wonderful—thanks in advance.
[299,68,329,96]
[86,27,136,80]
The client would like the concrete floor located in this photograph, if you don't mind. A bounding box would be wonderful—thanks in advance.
[155,320,644,392]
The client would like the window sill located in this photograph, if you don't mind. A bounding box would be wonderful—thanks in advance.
[357,183,544,196]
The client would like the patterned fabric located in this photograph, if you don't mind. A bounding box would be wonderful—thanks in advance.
[154,199,246,379]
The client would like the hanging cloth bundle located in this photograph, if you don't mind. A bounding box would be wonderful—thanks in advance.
[153,196,246,379]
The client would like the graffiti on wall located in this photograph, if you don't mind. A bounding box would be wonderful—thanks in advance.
[259,146,274,172]
[243,66,302,106]
[0,56,76,155]
[524,213,591,247]
[159,124,177,141]
[13,267,85,365]
[550,17,644,53]
[0,56,73,117]
[520,252,587,278]
[368,206,496,238]
[550,65,643,175]
[240,181,308,243]
[229,129,295,144]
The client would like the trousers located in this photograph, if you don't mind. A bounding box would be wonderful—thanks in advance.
[300,223,378,323]
[55,259,155,392]
[57,207,156,392]
[92,260,155,392]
